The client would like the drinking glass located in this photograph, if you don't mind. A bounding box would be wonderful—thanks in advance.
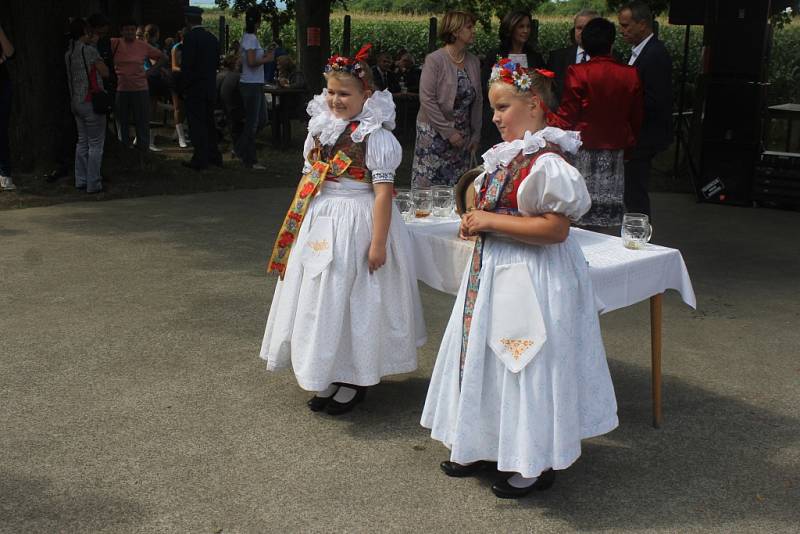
[432,186,454,217]
[621,213,653,249]
[413,187,432,218]
[394,189,414,222]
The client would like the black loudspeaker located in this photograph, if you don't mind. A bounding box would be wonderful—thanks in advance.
[702,79,766,144]
[698,142,760,205]
[708,0,772,79]
[668,0,707,25]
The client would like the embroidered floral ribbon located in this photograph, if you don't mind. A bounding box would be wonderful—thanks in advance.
[459,167,509,384]
[267,150,359,278]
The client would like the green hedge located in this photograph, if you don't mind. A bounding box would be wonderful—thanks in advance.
[217,14,800,107]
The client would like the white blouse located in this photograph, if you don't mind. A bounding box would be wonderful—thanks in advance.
[302,89,401,184]
[475,127,591,221]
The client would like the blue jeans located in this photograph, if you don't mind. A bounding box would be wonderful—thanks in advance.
[72,101,106,192]
[115,90,150,150]
[0,78,11,177]
[235,82,267,166]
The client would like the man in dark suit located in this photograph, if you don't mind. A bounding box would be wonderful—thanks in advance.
[546,9,599,105]
[619,0,673,217]
[181,6,222,170]
[371,52,401,93]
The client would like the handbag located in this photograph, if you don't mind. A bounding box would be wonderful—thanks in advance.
[81,47,112,114]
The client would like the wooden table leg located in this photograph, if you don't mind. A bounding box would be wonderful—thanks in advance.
[650,293,663,428]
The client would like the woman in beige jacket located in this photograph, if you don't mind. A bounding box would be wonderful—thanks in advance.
[411,11,482,187]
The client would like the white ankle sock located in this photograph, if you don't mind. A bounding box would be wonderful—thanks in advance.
[332,386,357,403]
[507,473,537,489]
[316,384,339,398]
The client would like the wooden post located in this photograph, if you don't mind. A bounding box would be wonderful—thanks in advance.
[650,293,663,428]
[295,0,331,96]
[342,14,351,56]
[218,15,225,44]
[428,17,437,53]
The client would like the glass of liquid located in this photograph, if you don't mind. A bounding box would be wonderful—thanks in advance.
[621,213,653,249]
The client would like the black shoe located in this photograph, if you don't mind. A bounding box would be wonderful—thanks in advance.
[307,388,339,412]
[87,187,104,194]
[182,160,207,171]
[75,185,87,191]
[491,469,556,499]
[325,386,367,415]
[440,460,493,478]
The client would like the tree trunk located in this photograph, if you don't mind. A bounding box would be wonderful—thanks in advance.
[295,0,331,96]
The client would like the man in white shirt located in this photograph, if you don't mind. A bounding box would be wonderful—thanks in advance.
[618,1,673,217]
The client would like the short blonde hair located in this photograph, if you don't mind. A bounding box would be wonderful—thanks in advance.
[439,10,477,44]
[324,61,375,92]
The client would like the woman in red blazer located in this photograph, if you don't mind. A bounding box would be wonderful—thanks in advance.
[553,17,642,229]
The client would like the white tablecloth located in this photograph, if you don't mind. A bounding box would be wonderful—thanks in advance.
[405,219,696,314]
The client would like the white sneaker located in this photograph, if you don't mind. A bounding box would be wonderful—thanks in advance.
[0,175,16,191]
[149,143,163,152]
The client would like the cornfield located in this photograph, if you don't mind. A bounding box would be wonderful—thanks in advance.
[209,11,800,107]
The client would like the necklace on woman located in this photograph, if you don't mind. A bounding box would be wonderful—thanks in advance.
[446,44,465,64]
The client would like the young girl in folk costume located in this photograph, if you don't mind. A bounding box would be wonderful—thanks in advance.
[421,59,618,498]
[261,44,426,415]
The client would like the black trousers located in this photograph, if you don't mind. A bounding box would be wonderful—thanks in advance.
[186,89,221,167]
[623,147,659,217]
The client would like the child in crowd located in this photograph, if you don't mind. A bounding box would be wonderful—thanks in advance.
[421,59,618,498]
[260,44,426,415]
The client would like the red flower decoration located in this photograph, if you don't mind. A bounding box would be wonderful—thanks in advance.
[298,182,316,199]
[277,231,295,248]
[534,68,556,79]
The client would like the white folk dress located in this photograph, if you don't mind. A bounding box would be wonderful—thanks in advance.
[421,128,618,478]
[261,90,426,391]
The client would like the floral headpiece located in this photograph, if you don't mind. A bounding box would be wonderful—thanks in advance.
[325,43,373,87]
[489,57,556,92]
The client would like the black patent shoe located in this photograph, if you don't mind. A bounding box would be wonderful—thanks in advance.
[491,469,556,499]
[325,386,367,415]
[307,390,338,412]
[440,460,494,478]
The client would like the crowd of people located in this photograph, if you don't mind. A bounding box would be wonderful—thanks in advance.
[260,0,673,501]
[411,2,671,227]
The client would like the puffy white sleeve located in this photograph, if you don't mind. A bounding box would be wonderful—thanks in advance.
[300,132,315,174]
[365,128,402,184]
[516,153,591,220]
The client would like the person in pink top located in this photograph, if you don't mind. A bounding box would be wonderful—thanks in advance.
[111,19,166,151]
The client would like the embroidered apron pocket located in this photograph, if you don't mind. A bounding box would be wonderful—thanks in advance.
[301,216,334,278]
[487,262,547,373]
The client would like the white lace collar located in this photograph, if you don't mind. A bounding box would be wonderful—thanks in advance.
[481,127,582,173]
[306,89,396,146]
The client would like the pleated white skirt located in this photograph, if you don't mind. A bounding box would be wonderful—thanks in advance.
[421,233,618,477]
[261,180,426,391]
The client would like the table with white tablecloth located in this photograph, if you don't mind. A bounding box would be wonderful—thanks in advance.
[405,218,697,427]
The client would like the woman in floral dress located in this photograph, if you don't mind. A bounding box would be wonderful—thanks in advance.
[412,11,483,187]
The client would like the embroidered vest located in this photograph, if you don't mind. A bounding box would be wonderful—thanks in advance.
[309,122,372,183]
